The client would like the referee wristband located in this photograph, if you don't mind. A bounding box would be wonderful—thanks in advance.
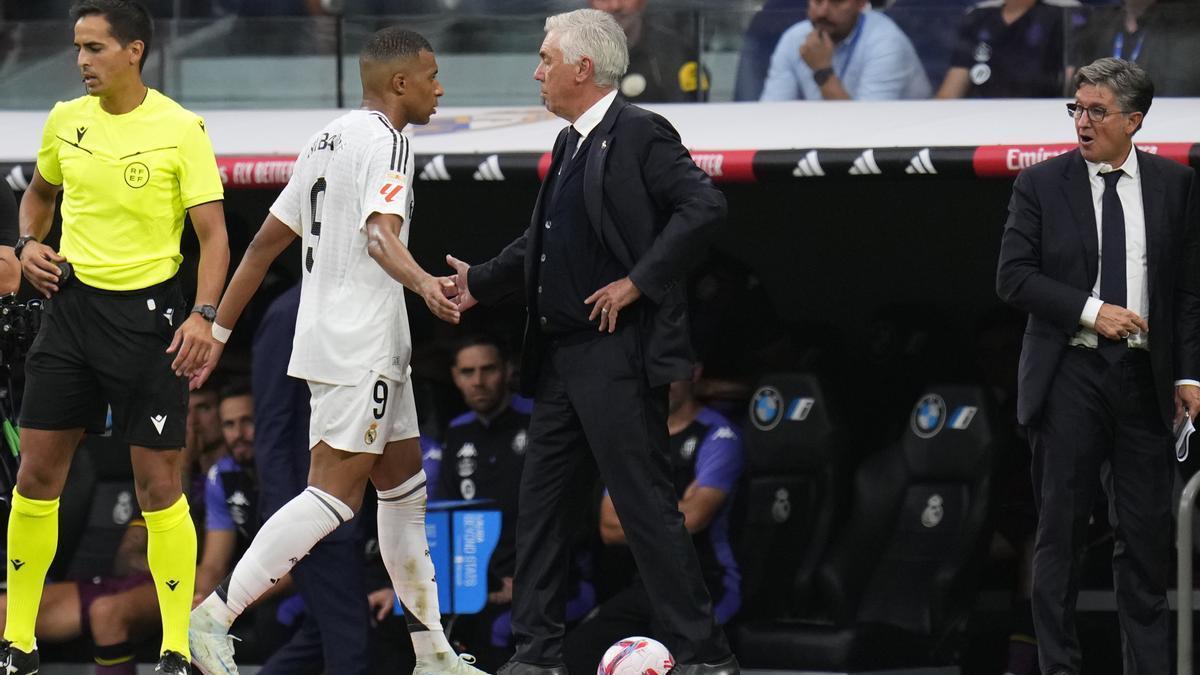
[211,322,232,344]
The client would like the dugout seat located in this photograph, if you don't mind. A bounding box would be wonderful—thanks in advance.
[733,373,850,620]
[733,385,1001,670]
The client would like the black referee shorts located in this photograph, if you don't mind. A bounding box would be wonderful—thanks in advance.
[20,277,189,449]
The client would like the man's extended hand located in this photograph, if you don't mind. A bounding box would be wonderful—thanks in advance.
[1094,303,1149,340]
[188,340,225,392]
[167,312,215,381]
[1176,384,1200,426]
[20,241,66,298]
[368,587,395,623]
[419,274,461,324]
[445,254,478,311]
[586,276,642,333]
[800,29,835,71]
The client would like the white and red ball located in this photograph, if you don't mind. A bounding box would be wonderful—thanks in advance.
[597,636,675,675]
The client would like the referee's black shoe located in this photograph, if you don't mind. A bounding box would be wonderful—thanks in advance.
[0,638,38,675]
[155,649,190,675]
[671,654,740,675]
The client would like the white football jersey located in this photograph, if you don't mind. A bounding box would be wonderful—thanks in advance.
[270,110,415,386]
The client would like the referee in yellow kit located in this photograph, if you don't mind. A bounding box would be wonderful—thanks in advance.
[1,2,229,674]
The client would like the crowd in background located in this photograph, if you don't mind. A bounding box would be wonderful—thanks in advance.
[4,0,1200,102]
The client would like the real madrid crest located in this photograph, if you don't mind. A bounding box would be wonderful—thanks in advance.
[365,421,378,445]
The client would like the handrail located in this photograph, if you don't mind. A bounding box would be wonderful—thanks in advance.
[1177,469,1200,674]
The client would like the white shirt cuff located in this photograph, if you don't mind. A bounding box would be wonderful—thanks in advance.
[1079,297,1103,329]
[1175,379,1200,388]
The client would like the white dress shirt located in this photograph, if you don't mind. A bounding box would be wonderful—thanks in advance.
[1072,145,1148,350]
[566,89,618,157]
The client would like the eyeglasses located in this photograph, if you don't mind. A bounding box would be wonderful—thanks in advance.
[1066,103,1133,123]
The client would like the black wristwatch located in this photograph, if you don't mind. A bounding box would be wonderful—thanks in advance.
[13,235,36,260]
[813,66,835,87]
[191,304,217,322]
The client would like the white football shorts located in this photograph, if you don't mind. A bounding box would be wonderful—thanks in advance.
[308,370,418,454]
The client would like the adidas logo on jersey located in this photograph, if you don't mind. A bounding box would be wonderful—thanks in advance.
[848,149,882,175]
[419,155,450,181]
[473,155,505,181]
[905,148,937,175]
[792,150,825,178]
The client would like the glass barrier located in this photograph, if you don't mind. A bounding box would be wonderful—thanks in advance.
[1,2,1197,111]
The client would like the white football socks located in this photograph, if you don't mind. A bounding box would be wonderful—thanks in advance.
[377,470,453,656]
[205,486,354,627]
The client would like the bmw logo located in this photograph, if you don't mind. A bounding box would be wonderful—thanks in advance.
[911,393,947,439]
[750,386,784,431]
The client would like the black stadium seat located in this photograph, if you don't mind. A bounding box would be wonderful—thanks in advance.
[734,373,850,620]
[733,385,1001,671]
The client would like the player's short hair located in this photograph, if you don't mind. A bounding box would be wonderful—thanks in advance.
[218,377,252,404]
[544,9,628,88]
[70,0,153,72]
[360,26,433,64]
[1074,57,1154,125]
[453,334,508,366]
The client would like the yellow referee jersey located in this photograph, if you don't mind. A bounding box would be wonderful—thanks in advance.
[36,88,223,290]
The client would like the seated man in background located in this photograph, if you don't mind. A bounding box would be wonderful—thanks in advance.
[760,0,930,100]
[562,368,744,673]
[936,0,1075,99]
[590,0,709,102]
[194,379,262,601]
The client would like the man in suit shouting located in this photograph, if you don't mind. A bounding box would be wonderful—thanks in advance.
[997,57,1200,674]
[445,8,736,675]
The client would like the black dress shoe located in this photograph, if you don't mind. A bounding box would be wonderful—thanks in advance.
[671,654,740,675]
[496,660,569,675]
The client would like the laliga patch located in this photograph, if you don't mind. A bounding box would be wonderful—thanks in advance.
[378,170,407,203]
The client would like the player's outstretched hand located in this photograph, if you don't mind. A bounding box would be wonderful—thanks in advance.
[21,241,66,298]
[167,312,214,380]
[445,254,478,311]
[188,340,225,391]
[586,276,642,333]
[421,275,461,324]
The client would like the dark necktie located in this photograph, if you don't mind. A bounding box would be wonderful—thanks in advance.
[550,126,581,204]
[1099,169,1127,354]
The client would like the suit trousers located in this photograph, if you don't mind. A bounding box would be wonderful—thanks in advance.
[511,326,730,665]
[1028,347,1172,675]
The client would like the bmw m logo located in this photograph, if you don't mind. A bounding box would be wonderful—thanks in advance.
[750,386,784,431]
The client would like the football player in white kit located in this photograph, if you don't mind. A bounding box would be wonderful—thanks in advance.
[185,27,486,675]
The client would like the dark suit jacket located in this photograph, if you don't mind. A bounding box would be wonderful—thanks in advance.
[468,96,726,395]
[996,148,1200,429]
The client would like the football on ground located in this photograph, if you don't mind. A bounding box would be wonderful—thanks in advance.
[597,636,675,675]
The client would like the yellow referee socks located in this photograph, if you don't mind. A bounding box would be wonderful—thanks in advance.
[4,489,59,653]
[143,495,196,660]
